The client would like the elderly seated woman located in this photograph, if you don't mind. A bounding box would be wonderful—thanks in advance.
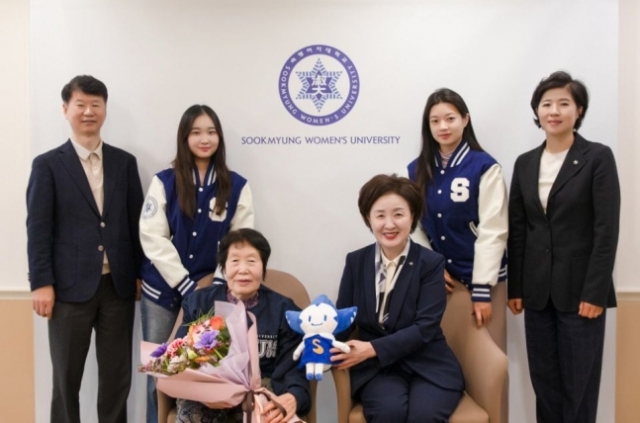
[174,228,311,423]
[331,174,465,423]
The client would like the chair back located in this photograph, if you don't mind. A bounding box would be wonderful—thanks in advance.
[263,268,316,423]
[263,269,311,309]
[441,283,508,423]
[332,281,503,423]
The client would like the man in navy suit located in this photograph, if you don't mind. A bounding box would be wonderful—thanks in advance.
[27,75,144,423]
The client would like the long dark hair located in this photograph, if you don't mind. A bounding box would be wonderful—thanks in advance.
[416,88,483,189]
[173,105,231,217]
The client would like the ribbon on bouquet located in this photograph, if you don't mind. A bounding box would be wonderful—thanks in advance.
[241,387,288,423]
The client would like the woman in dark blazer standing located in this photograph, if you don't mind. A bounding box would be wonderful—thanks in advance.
[508,71,620,423]
[332,174,464,423]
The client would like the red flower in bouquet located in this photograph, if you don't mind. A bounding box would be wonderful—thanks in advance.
[165,338,185,357]
[209,315,225,330]
[140,308,231,376]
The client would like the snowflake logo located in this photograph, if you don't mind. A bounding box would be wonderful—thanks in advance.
[295,59,342,112]
[278,44,360,126]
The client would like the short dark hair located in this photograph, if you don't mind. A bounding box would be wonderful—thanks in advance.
[358,174,424,232]
[218,229,271,279]
[531,71,589,130]
[61,75,108,103]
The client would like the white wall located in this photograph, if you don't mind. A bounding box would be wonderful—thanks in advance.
[617,0,640,294]
[0,0,29,295]
[8,0,629,422]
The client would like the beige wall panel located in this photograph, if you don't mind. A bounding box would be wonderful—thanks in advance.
[0,299,35,422]
[616,296,640,423]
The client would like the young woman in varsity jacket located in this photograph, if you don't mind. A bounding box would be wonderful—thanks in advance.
[508,72,620,423]
[139,104,254,423]
[407,88,508,351]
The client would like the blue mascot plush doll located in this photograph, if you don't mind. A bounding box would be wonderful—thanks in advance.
[285,295,357,380]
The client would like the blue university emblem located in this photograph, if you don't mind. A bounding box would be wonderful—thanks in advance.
[142,196,158,219]
[279,45,360,126]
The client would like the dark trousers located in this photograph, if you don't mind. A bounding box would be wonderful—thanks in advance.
[358,364,462,423]
[524,300,606,423]
[48,274,135,423]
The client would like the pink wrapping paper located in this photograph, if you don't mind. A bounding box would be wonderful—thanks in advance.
[140,301,304,422]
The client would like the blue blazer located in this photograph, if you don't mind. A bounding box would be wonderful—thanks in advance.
[27,140,144,302]
[336,241,464,396]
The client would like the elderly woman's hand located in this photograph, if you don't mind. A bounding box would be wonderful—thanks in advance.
[330,340,376,370]
[262,392,297,423]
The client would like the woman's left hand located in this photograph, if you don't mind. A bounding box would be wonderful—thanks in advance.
[330,340,376,370]
[472,302,493,328]
[262,392,296,423]
[578,301,604,319]
[444,270,455,294]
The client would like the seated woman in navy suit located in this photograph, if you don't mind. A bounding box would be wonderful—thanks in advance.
[332,174,464,423]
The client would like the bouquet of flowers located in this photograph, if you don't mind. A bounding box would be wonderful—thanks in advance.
[140,309,231,375]
[140,301,304,422]
[141,301,258,406]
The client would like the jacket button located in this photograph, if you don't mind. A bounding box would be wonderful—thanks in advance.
[545,248,550,253]
[100,222,106,228]
[98,245,104,252]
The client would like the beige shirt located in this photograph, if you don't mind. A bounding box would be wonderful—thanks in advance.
[70,138,110,274]
[539,148,569,213]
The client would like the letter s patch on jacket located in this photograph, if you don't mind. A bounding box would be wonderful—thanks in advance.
[209,198,228,222]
